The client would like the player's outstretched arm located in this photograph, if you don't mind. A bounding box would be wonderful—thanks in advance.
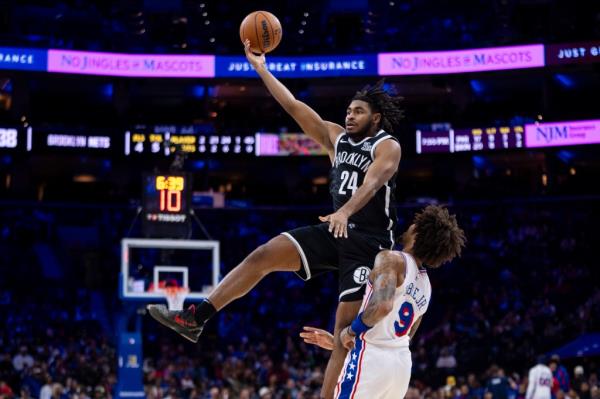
[244,40,342,156]
[299,326,334,351]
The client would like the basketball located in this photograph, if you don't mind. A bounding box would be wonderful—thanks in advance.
[239,11,282,54]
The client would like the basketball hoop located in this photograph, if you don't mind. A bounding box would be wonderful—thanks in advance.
[164,286,189,311]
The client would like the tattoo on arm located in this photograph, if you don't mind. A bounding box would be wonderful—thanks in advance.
[361,270,397,326]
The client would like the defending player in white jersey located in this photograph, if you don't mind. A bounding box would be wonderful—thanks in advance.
[526,357,554,399]
[301,205,466,399]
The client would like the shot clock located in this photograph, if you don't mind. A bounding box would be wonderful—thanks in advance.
[142,174,192,238]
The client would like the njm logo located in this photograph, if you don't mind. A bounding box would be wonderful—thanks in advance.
[536,125,568,143]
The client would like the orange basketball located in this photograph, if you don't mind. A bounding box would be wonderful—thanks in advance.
[240,11,282,54]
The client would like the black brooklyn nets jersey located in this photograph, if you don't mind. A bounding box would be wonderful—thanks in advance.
[329,129,398,233]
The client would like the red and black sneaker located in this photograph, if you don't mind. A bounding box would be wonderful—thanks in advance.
[146,304,203,343]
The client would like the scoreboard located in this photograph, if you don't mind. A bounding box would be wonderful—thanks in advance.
[0,126,32,152]
[0,126,114,154]
[37,128,113,152]
[4,122,597,158]
[255,133,328,156]
[124,126,255,156]
[416,126,524,154]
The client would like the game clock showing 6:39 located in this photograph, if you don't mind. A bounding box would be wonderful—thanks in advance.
[142,174,192,238]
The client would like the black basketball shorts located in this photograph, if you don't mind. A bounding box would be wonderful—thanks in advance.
[281,223,394,302]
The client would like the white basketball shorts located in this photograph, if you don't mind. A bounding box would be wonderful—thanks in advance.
[334,337,412,399]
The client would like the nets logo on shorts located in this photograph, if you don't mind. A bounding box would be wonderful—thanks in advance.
[353,267,371,284]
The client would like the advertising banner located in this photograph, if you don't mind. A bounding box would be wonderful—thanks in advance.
[545,42,600,65]
[216,54,377,78]
[525,120,600,148]
[379,44,545,75]
[0,47,47,71]
[48,49,215,78]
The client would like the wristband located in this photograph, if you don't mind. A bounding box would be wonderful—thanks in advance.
[350,312,372,336]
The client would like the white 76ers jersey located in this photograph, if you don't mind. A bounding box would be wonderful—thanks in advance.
[361,251,431,348]
[334,252,429,398]
[526,365,553,399]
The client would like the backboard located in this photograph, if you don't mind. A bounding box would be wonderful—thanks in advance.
[120,238,219,301]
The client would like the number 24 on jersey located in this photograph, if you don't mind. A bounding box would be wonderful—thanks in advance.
[338,171,359,195]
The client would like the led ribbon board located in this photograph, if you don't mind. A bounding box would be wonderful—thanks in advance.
[379,44,545,75]
[0,47,47,71]
[48,50,215,78]
[525,120,600,148]
[215,55,377,78]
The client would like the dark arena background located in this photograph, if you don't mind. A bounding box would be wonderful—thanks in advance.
[0,1,599,398]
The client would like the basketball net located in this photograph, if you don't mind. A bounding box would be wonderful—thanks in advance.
[164,287,189,311]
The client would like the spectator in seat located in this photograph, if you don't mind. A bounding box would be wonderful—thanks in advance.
[550,355,570,393]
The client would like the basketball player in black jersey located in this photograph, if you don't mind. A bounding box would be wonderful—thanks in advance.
[147,40,404,399]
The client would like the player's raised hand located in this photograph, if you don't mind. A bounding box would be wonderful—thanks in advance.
[299,326,334,351]
[319,210,349,239]
[244,39,266,70]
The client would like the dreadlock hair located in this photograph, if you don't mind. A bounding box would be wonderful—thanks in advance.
[352,79,404,133]
[412,205,466,268]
